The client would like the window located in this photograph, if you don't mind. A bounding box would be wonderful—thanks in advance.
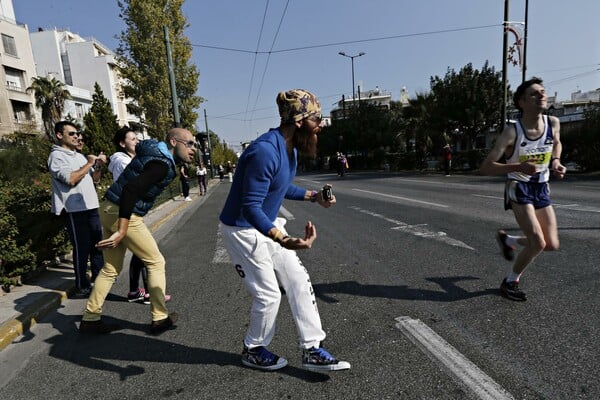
[1,34,18,57]
[75,103,84,119]
[4,67,24,91]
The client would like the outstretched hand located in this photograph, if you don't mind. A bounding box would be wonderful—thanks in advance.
[96,231,125,250]
[281,221,317,250]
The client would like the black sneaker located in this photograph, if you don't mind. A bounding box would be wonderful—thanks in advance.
[301,346,351,371]
[496,230,515,261]
[150,313,178,334]
[500,278,527,301]
[242,345,288,371]
[79,319,121,334]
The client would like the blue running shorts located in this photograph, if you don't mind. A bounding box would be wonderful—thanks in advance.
[504,180,551,210]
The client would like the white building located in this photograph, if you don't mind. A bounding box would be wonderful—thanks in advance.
[29,28,141,130]
[0,0,38,137]
[330,86,393,121]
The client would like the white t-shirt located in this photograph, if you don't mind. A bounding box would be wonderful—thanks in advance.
[108,151,132,182]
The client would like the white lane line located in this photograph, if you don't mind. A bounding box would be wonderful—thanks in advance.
[473,194,503,200]
[395,317,515,400]
[553,203,600,213]
[212,229,230,264]
[350,206,474,250]
[474,194,600,213]
[353,189,449,208]
[278,205,295,220]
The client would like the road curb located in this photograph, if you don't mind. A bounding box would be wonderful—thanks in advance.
[0,280,73,351]
[0,196,196,352]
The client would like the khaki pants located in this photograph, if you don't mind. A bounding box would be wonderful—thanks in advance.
[83,200,168,322]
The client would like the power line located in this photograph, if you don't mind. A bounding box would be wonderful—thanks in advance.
[251,0,290,119]
[244,0,270,118]
[191,24,503,54]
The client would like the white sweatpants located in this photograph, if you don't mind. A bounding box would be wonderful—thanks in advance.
[219,218,325,349]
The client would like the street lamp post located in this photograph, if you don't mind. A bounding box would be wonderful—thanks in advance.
[338,51,365,105]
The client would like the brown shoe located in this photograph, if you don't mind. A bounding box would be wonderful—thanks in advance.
[150,312,179,334]
[79,319,121,334]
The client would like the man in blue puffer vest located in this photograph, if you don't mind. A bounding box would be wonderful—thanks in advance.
[80,127,196,335]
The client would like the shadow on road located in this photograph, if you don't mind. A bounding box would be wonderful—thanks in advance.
[33,312,330,383]
[313,276,497,303]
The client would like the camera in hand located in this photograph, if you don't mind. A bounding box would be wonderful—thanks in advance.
[321,185,333,201]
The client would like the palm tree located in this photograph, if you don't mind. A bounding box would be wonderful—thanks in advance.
[27,76,71,142]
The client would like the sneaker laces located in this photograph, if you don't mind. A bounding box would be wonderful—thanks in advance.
[254,347,277,364]
[310,347,336,362]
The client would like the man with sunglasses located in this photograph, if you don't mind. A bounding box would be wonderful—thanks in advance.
[219,89,350,372]
[48,121,107,297]
[79,127,196,335]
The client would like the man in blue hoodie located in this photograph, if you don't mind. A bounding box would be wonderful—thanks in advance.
[79,127,196,335]
[219,89,350,372]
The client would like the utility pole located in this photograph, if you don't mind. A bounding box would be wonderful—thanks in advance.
[522,0,529,83]
[163,1,180,127]
[338,52,366,105]
[204,109,213,178]
[501,0,510,130]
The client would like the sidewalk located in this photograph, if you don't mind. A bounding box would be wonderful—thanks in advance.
[0,180,217,352]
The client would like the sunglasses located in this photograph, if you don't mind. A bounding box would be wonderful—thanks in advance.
[306,114,323,123]
[174,138,196,148]
[65,130,82,137]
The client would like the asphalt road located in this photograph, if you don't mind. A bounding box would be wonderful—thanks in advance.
[0,172,598,400]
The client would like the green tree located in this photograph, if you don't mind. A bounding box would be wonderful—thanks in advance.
[27,76,71,141]
[399,92,436,168]
[562,106,600,171]
[116,0,202,137]
[429,61,504,149]
[83,82,120,157]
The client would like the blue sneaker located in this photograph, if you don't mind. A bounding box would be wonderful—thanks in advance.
[242,345,288,371]
[301,346,351,371]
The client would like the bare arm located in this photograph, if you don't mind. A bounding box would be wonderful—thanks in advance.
[68,152,106,186]
[480,124,537,176]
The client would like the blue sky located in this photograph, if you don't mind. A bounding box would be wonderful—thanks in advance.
[13,0,600,147]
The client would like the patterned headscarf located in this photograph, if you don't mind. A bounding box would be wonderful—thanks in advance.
[276,89,321,124]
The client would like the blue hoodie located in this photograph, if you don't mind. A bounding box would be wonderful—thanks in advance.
[219,128,305,235]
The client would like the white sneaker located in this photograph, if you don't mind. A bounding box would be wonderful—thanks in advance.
[184,196,192,201]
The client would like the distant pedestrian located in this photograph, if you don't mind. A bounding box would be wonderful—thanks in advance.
[196,162,207,195]
[48,121,106,298]
[79,127,196,335]
[443,144,452,176]
[226,161,234,182]
[180,164,191,201]
[480,77,567,301]
[217,164,225,181]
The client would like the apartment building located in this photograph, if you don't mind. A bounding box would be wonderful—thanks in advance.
[0,0,38,137]
[29,28,140,129]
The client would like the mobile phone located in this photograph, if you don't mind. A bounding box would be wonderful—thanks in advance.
[321,185,333,201]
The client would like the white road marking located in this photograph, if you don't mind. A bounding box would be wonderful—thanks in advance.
[473,194,503,200]
[212,229,230,264]
[350,206,474,250]
[278,205,295,220]
[353,189,449,208]
[474,194,600,213]
[553,203,600,213]
[395,317,515,400]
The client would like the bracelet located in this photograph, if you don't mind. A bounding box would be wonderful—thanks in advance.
[551,157,560,164]
[309,190,318,202]
[272,230,281,242]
